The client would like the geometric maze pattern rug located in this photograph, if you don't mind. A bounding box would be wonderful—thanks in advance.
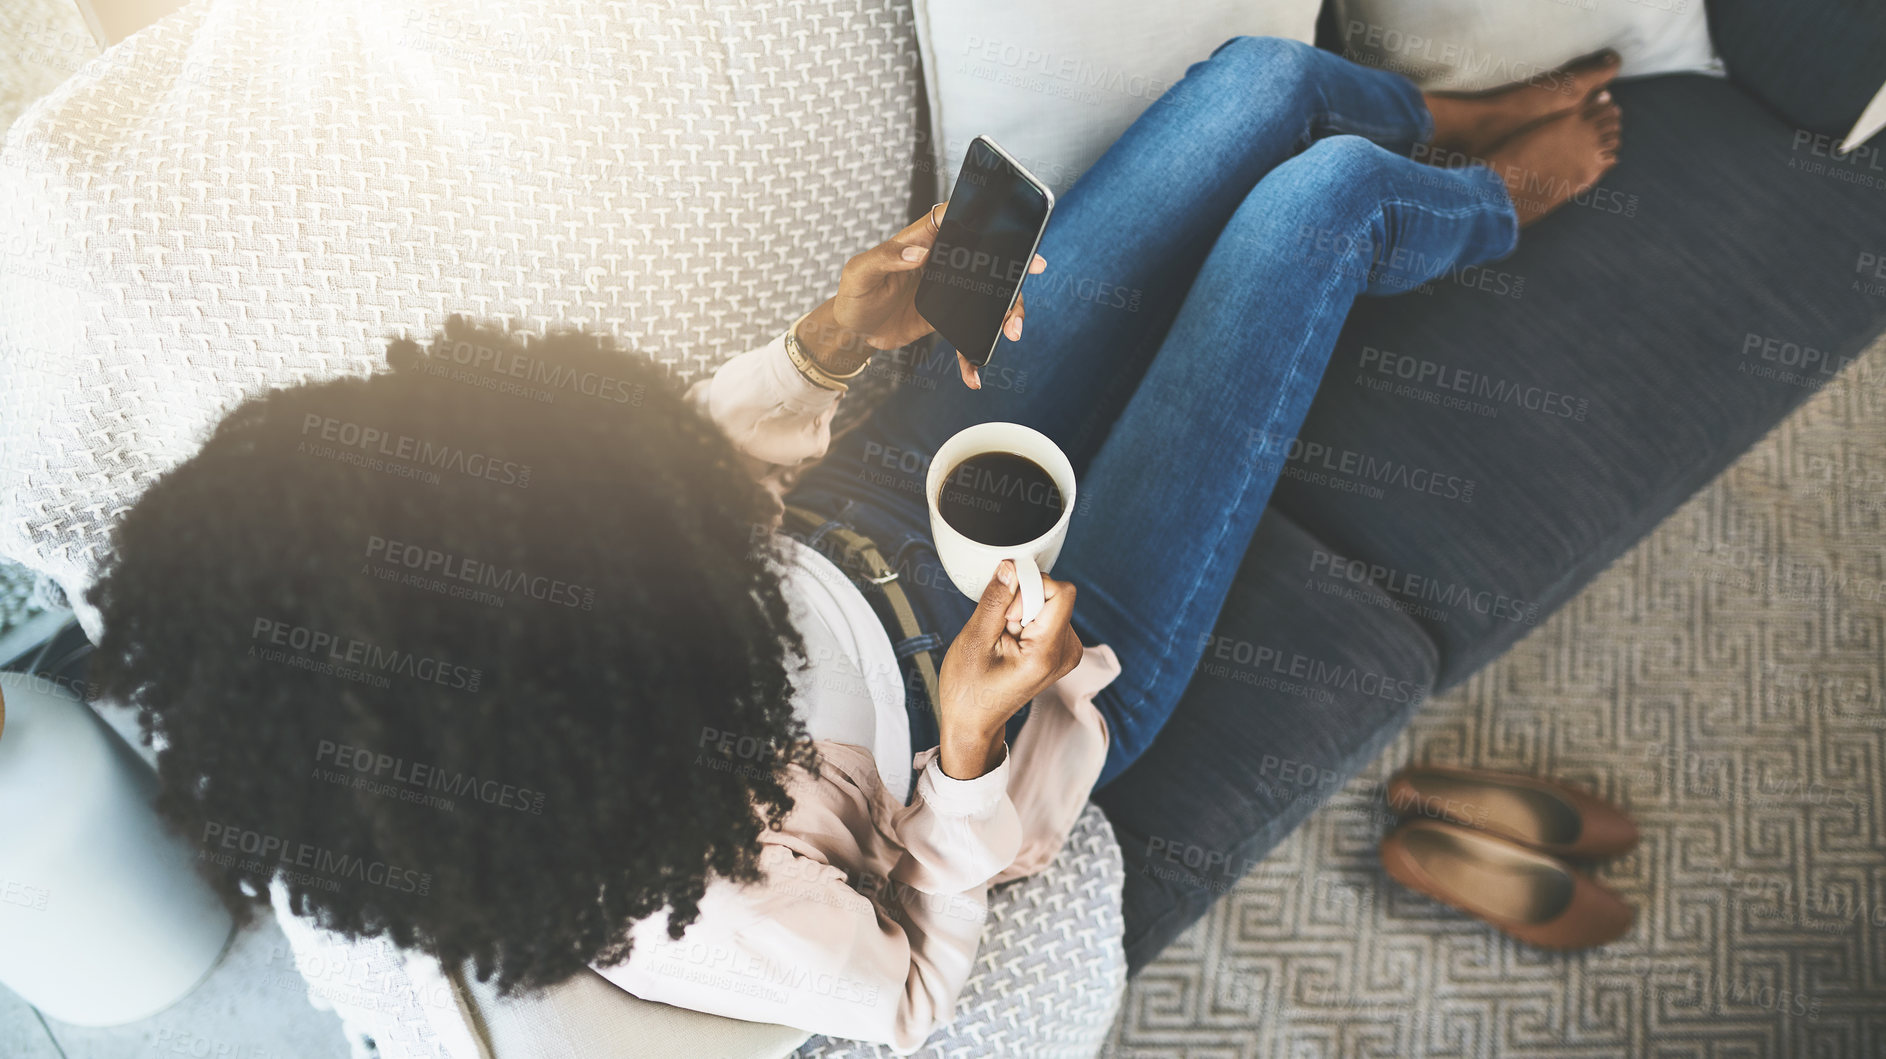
[1105,334,1886,1058]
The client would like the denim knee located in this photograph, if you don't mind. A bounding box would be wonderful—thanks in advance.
[1228,136,1393,266]
[1206,34,1318,75]
[1191,35,1321,112]
[1291,134,1395,179]
[1268,135,1400,207]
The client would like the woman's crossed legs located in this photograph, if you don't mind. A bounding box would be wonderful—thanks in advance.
[795,36,1619,785]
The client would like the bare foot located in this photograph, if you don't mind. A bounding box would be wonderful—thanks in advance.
[1422,50,1620,161]
[1484,96,1622,227]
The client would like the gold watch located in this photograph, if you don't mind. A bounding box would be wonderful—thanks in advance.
[784,311,869,392]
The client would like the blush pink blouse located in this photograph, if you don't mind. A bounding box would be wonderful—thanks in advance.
[590,335,1120,1053]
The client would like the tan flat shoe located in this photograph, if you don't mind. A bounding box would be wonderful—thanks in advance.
[1380,819,1633,949]
[1387,764,1639,859]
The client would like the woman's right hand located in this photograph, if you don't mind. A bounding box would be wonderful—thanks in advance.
[934,560,1083,779]
[799,204,1047,390]
[805,206,954,367]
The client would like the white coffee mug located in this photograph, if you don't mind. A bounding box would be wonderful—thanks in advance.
[926,422,1076,625]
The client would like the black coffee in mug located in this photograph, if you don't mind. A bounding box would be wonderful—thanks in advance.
[937,451,1065,546]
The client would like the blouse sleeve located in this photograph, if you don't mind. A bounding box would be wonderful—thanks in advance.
[687,333,845,505]
[593,748,1024,1054]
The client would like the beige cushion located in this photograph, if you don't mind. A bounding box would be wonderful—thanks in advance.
[454,967,810,1059]
[69,0,187,47]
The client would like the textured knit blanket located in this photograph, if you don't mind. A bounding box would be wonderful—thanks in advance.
[0,0,920,638]
[3,2,1126,1054]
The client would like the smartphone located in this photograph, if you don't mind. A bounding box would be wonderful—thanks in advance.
[915,136,1055,368]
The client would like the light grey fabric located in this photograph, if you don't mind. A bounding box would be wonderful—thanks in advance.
[796,803,1127,1059]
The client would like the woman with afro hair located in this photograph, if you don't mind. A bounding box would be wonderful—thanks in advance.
[86,37,1619,1051]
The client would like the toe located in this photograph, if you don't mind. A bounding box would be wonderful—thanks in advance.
[1558,49,1623,100]
[1577,50,1624,89]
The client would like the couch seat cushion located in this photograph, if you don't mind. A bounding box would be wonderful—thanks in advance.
[1268,74,1886,687]
[1095,509,1440,973]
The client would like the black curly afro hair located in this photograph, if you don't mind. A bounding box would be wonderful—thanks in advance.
[87,316,817,994]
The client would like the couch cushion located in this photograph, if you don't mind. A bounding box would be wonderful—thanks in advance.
[1094,509,1439,974]
[910,0,1318,198]
[1329,0,1720,92]
[1707,0,1886,138]
[1266,73,1886,688]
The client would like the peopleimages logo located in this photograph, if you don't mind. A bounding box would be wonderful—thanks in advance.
[1296,222,1530,298]
[249,617,483,691]
[1856,250,1886,297]
[1357,345,1589,420]
[364,535,596,610]
[1195,633,1427,706]
[315,740,547,814]
[200,821,432,896]
[1309,549,1541,625]
[1789,130,1886,190]
[299,413,532,488]
[1253,430,1477,504]
[957,34,1176,106]
[1738,332,1859,387]
[1340,22,1566,89]
[431,337,645,405]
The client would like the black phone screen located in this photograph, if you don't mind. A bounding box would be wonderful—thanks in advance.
[915,138,1052,367]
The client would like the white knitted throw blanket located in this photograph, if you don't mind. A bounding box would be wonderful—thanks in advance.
[0,0,921,638]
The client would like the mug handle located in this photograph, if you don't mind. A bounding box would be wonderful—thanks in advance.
[1012,553,1045,626]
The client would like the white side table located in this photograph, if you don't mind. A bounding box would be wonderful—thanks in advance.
[0,676,234,1025]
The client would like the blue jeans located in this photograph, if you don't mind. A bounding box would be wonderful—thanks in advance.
[789,37,1517,788]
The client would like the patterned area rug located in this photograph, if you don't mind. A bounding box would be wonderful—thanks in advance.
[0,562,41,638]
[1105,334,1886,1057]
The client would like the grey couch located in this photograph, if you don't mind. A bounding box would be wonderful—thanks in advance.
[1092,0,1886,972]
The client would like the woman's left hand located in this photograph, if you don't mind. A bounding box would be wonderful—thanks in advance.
[799,203,1046,389]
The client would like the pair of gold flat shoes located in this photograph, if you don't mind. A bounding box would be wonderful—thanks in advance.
[1379,764,1638,949]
